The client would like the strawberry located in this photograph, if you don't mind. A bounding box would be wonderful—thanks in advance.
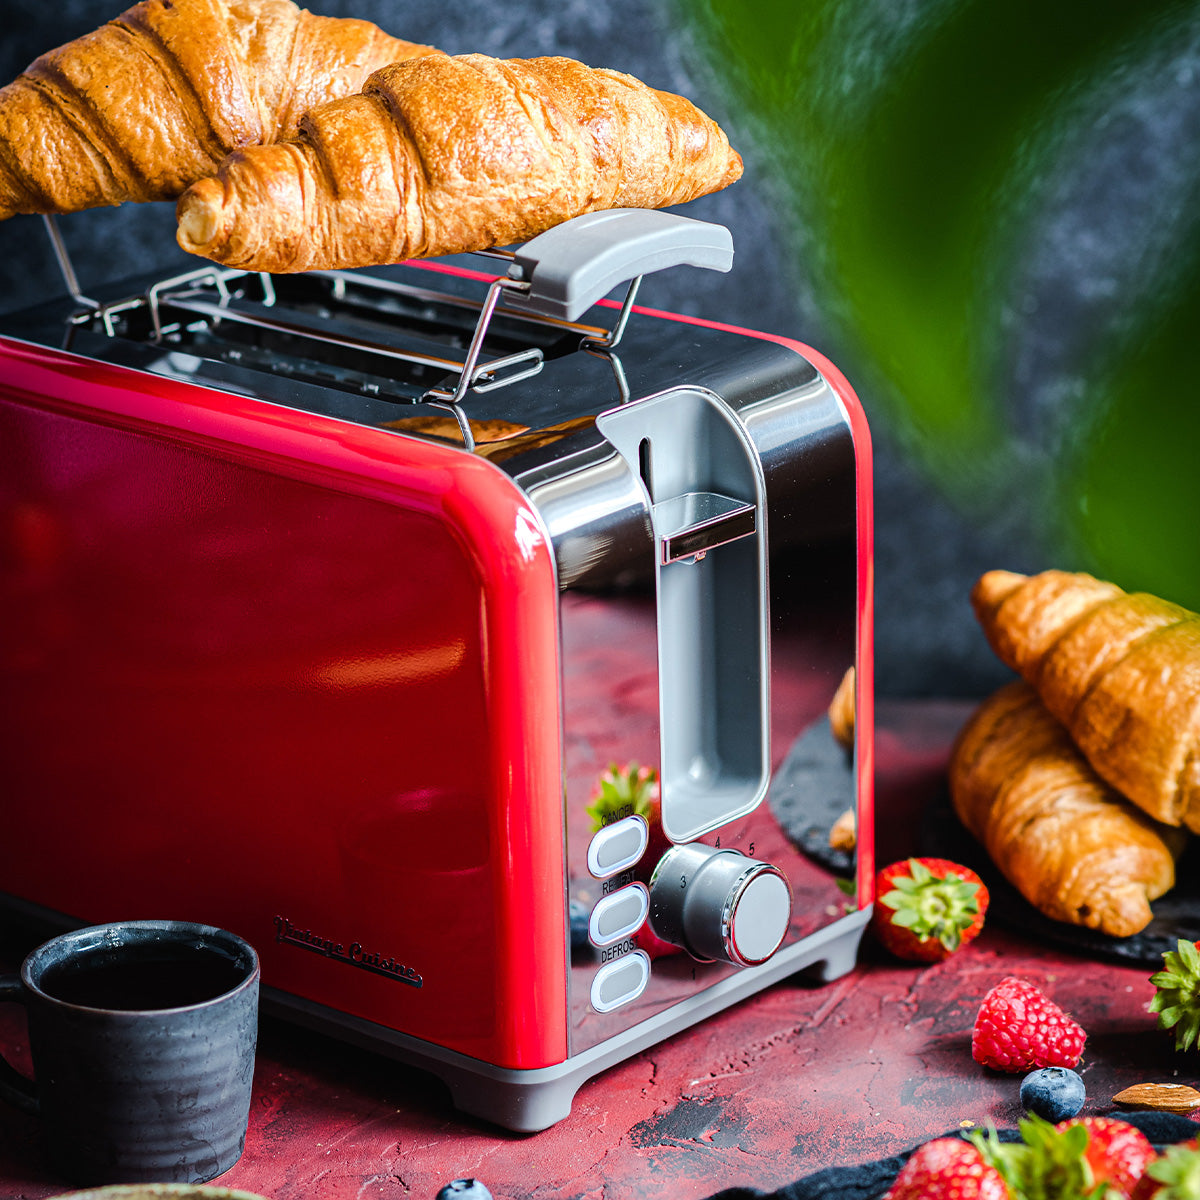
[1056,1116,1157,1199]
[1149,939,1200,1053]
[882,1137,1010,1200]
[586,761,660,830]
[635,922,679,960]
[872,857,989,961]
[1132,1139,1200,1200]
[586,762,668,868]
[972,1115,1090,1200]
[587,763,679,958]
[972,977,1087,1072]
[977,1114,1153,1200]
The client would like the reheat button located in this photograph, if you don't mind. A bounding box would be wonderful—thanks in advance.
[586,815,648,879]
[589,883,650,946]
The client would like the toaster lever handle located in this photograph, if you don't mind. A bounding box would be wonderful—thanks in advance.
[507,210,734,323]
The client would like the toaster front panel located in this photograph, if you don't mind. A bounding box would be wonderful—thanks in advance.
[0,343,569,1070]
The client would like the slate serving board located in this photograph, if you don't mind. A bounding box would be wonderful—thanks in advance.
[768,720,1200,967]
[767,716,856,879]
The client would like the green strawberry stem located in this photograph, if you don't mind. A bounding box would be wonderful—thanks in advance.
[585,762,659,831]
[1149,939,1200,1052]
[882,858,981,952]
[969,1115,1103,1200]
[1143,1139,1200,1199]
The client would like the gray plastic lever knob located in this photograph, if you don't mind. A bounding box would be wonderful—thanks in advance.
[647,842,792,967]
[507,209,734,322]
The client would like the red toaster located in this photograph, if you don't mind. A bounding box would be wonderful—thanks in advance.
[0,210,874,1131]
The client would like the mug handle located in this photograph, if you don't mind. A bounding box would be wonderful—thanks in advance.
[0,975,38,1114]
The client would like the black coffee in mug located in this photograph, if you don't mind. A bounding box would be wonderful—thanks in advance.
[39,942,248,1011]
[0,920,259,1186]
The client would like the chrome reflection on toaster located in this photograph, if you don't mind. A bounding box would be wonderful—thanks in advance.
[0,210,873,1132]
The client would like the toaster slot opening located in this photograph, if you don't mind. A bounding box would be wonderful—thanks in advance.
[596,387,770,844]
[64,266,590,408]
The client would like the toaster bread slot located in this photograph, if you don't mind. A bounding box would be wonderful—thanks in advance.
[596,387,770,844]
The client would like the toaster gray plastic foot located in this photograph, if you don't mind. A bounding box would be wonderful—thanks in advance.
[442,1072,579,1135]
[801,939,862,984]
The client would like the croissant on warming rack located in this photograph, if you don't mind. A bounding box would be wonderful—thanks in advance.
[0,0,436,219]
[175,52,744,272]
[972,569,1200,832]
[949,680,1184,938]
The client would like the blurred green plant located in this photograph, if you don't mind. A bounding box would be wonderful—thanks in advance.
[676,0,1200,607]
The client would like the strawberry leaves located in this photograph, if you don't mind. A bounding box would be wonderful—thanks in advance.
[585,762,659,831]
[873,857,989,961]
[1149,940,1200,1053]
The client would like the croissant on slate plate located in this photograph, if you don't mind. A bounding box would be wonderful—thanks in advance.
[0,0,436,219]
[175,52,744,272]
[950,680,1184,938]
[972,569,1200,833]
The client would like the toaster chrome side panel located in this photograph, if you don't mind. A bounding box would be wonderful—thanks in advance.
[512,332,868,1064]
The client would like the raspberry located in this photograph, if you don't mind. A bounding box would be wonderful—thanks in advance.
[972,977,1086,1072]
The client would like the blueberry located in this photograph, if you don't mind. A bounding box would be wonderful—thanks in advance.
[569,899,592,955]
[436,1182,493,1200]
[1019,1066,1086,1121]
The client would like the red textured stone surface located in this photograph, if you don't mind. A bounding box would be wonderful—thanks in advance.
[1,700,1195,1200]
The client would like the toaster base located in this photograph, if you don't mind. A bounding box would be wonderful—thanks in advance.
[262,908,871,1133]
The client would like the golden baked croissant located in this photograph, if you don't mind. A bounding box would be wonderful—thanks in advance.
[175,52,744,272]
[972,569,1200,832]
[828,665,856,752]
[0,0,436,219]
[950,680,1183,938]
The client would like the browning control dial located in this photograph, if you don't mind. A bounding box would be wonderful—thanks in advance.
[646,842,792,966]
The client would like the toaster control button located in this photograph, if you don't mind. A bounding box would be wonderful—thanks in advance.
[589,883,650,947]
[586,815,649,879]
[647,842,792,967]
[589,950,651,1013]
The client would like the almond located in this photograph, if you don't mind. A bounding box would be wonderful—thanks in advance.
[1112,1083,1200,1113]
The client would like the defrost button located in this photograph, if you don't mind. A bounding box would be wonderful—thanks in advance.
[590,950,651,1013]
[586,815,648,879]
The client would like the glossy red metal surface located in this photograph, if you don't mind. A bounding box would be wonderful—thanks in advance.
[0,336,568,1070]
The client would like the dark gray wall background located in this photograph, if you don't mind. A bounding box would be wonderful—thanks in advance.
[0,0,1023,699]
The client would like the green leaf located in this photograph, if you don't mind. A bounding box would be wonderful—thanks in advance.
[673,0,1200,607]
[1144,1139,1200,1199]
[1180,940,1200,974]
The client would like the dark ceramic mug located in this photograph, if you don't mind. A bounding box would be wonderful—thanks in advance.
[0,920,259,1186]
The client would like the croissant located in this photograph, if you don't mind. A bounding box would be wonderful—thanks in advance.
[972,569,1200,832]
[0,0,436,219]
[828,665,856,753]
[949,680,1183,938]
[175,52,744,272]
